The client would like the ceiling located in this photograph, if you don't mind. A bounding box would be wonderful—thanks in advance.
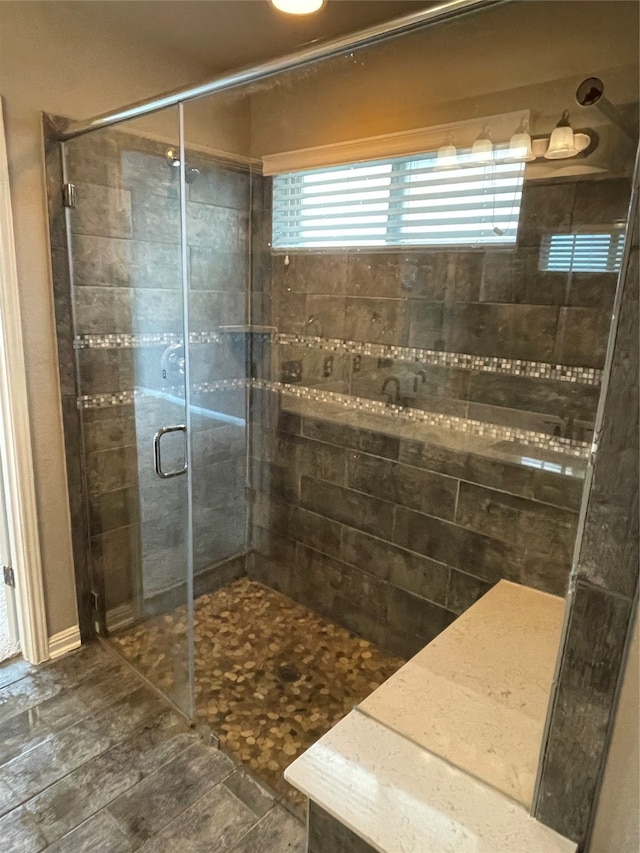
[63,0,434,76]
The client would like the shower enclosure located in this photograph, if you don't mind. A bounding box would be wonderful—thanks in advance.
[47,0,639,821]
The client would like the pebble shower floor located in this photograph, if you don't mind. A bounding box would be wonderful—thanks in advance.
[112,578,403,812]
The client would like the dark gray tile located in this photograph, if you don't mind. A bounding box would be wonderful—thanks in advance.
[107,742,233,845]
[301,476,394,540]
[446,303,560,362]
[398,439,536,499]
[344,297,407,345]
[73,286,133,336]
[189,244,248,293]
[0,658,35,690]
[447,570,493,614]
[78,348,134,396]
[23,712,196,844]
[139,782,256,852]
[188,162,250,211]
[393,506,518,583]
[187,202,239,250]
[266,432,347,485]
[227,804,305,853]
[72,234,181,289]
[0,807,47,853]
[71,183,132,240]
[223,770,274,819]
[301,417,401,461]
[296,545,387,619]
[517,181,574,248]
[308,801,375,853]
[577,248,638,597]
[386,585,455,646]
[534,470,585,512]
[553,307,611,368]
[341,527,449,606]
[347,451,457,520]
[83,406,137,454]
[89,487,141,536]
[272,251,349,296]
[86,446,138,495]
[572,178,632,226]
[130,192,180,244]
[467,372,599,424]
[456,481,577,564]
[46,810,133,853]
[535,582,633,843]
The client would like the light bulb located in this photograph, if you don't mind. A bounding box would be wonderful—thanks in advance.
[271,0,325,14]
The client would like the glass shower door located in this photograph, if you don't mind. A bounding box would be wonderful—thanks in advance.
[65,106,194,717]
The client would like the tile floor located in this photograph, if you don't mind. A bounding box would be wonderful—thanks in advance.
[113,579,404,812]
[0,643,305,852]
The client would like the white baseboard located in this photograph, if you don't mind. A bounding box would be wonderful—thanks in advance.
[48,625,82,660]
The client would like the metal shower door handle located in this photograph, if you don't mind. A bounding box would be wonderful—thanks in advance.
[153,425,188,479]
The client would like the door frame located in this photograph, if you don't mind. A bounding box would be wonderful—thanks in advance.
[0,97,49,664]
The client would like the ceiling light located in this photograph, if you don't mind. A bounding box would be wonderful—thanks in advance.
[270,0,325,15]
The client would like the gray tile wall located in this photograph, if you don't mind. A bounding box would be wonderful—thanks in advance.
[534,185,639,848]
[48,123,251,625]
[256,178,630,442]
[247,175,629,658]
[248,387,582,658]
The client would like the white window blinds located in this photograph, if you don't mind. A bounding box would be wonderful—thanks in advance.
[271,147,526,250]
[539,230,625,273]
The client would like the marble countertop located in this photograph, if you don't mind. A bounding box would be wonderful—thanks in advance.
[285,710,576,853]
[359,580,565,806]
[285,580,573,852]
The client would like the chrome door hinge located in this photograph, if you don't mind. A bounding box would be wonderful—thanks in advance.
[3,565,15,587]
[62,182,77,208]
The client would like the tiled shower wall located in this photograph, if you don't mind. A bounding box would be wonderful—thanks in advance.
[47,124,251,629]
[249,176,631,658]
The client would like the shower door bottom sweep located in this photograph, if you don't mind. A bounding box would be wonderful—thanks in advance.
[111,577,404,812]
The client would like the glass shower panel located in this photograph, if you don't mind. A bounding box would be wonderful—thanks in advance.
[182,94,251,610]
[65,106,194,717]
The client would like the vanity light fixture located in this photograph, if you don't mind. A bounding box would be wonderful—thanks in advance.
[470,125,494,163]
[435,135,458,169]
[544,110,592,159]
[270,0,325,15]
[508,118,535,161]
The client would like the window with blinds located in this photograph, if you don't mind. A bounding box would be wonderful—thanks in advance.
[539,230,625,273]
[271,147,526,250]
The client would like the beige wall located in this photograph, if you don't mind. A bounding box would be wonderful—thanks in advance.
[249,1,639,158]
[0,1,249,636]
[589,602,639,852]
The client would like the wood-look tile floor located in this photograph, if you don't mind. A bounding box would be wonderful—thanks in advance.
[0,644,305,852]
[113,579,404,813]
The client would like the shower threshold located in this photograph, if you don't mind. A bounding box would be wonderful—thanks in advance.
[110,577,404,815]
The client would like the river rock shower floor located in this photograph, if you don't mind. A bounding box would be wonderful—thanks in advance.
[112,578,403,811]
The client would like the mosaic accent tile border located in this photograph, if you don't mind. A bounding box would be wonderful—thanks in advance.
[77,379,246,410]
[276,334,602,387]
[73,330,602,387]
[78,378,591,459]
[252,379,591,460]
[73,331,222,349]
